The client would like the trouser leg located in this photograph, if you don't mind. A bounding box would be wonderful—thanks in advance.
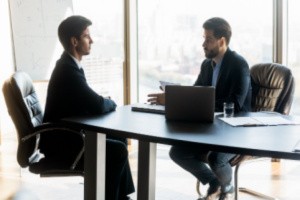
[118,159,135,198]
[207,152,236,186]
[169,145,215,185]
[106,139,128,200]
[107,137,135,199]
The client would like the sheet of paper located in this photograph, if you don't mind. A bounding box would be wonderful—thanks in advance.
[293,140,300,152]
[219,116,298,127]
[159,81,180,91]
[219,117,263,127]
[254,116,295,125]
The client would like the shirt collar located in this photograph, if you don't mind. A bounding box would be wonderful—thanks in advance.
[68,53,82,69]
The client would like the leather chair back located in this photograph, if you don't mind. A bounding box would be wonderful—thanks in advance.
[2,71,43,167]
[250,63,295,115]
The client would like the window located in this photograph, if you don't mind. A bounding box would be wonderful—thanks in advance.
[287,0,300,115]
[137,0,273,102]
[73,0,125,105]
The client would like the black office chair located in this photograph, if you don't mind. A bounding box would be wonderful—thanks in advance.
[235,63,295,199]
[2,71,84,177]
[196,63,295,200]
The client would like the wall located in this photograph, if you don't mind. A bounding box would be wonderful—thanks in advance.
[0,0,15,144]
[9,0,73,80]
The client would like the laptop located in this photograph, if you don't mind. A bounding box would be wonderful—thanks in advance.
[165,85,215,122]
[131,103,165,114]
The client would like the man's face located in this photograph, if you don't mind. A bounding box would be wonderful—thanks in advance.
[202,29,222,59]
[75,27,93,56]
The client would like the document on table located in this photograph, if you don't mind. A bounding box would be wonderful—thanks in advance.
[159,81,180,91]
[293,140,300,152]
[220,116,299,127]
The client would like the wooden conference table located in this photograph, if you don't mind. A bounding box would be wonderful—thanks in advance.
[62,105,300,200]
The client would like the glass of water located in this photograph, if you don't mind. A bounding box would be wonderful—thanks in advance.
[223,102,234,117]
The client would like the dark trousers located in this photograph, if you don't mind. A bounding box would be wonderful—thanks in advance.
[40,135,135,200]
[169,145,235,187]
[106,139,135,200]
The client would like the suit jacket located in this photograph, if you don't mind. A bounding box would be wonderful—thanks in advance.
[40,51,117,156]
[194,48,252,112]
[40,52,135,198]
[44,51,116,122]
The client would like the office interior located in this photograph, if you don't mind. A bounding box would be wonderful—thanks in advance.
[0,0,300,199]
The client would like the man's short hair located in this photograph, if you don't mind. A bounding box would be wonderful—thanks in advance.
[203,17,232,45]
[58,15,92,50]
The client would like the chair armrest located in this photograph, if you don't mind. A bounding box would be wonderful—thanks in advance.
[21,122,85,142]
[230,155,252,166]
[25,123,86,171]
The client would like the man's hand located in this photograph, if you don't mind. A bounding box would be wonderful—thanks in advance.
[147,93,165,105]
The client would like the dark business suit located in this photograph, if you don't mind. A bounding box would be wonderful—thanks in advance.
[194,48,251,112]
[169,48,252,193]
[41,51,134,200]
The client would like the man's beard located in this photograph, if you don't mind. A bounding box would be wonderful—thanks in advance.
[204,46,219,59]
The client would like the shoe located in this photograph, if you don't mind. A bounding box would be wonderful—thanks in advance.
[122,196,133,200]
[218,184,234,200]
[218,192,233,200]
[207,179,221,196]
[205,187,221,200]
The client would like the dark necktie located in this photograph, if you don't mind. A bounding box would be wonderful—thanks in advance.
[79,67,85,76]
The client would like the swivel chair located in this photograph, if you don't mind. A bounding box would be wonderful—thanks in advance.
[235,63,294,199]
[196,63,295,200]
[2,71,84,177]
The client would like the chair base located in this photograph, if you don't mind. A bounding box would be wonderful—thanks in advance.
[239,187,278,200]
[197,180,280,200]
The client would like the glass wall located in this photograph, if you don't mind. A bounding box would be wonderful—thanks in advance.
[73,0,125,105]
[137,0,273,102]
[288,0,300,115]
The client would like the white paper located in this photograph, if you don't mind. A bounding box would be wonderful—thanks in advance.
[159,81,180,91]
[219,116,298,127]
[220,117,263,126]
[254,116,294,125]
[293,140,300,152]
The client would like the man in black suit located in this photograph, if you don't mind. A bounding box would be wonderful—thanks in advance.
[40,15,134,200]
[148,17,251,200]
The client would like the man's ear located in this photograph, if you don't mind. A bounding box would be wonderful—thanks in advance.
[220,37,226,47]
[71,37,78,47]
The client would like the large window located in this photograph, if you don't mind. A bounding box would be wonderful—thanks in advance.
[74,0,125,105]
[288,0,300,115]
[137,0,273,102]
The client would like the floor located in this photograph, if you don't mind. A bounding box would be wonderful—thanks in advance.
[1,132,300,200]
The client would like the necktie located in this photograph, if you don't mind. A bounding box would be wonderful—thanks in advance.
[79,67,85,76]
[212,61,218,87]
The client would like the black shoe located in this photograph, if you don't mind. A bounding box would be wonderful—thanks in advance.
[207,179,221,196]
[205,179,221,200]
[205,187,221,200]
[218,192,233,200]
[218,184,234,200]
[122,196,133,200]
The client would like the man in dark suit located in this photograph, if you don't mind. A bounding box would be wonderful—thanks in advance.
[40,15,134,200]
[148,17,251,200]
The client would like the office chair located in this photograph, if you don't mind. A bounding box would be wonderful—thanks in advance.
[196,63,295,200]
[235,63,295,199]
[2,71,84,177]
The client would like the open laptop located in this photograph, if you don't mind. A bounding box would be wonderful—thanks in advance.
[131,85,215,122]
[131,103,165,114]
[165,85,215,122]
